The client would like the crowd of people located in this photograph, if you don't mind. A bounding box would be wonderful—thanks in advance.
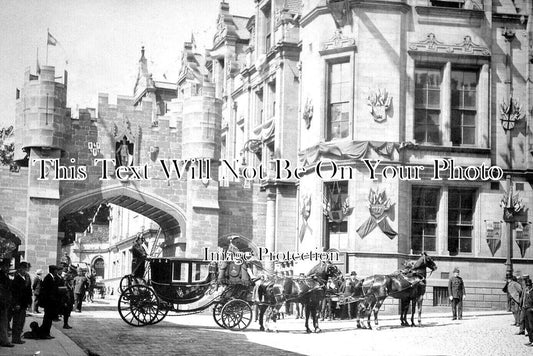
[0,257,96,348]
[503,273,533,347]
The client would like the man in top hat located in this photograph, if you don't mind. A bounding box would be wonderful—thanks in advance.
[38,265,61,339]
[32,269,43,313]
[448,267,466,320]
[11,261,32,344]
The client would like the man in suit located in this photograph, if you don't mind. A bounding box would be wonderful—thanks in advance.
[131,236,147,280]
[503,275,522,326]
[38,265,61,339]
[448,267,466,320]
[0,259,13,348]
[517,274,531,335]
[32,269,43,313]
[523,278,533,346]
[73,269,88,313]
[11,261,32,344]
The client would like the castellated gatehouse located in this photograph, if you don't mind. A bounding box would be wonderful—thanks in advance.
[0,45,268,276]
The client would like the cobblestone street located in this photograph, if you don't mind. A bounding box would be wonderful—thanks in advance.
[32,298,531,356]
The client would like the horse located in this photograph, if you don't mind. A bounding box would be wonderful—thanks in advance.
[256,261,342,333]
[355,252,437,328]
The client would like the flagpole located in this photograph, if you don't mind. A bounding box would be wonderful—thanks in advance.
[46,28,49,65]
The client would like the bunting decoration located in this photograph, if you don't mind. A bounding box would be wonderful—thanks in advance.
[485,220,501,256]
[357,188,397,239]
[515,222,531,258]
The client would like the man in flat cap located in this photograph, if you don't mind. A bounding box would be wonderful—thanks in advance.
[38,265,61,339]
[11,262,32,344]
[448,267,466,320]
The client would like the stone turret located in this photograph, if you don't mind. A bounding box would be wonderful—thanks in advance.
[14,66,68,161]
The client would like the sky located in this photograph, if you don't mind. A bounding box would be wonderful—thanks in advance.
[0,0,254,127]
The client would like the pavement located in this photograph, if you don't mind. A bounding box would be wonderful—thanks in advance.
[1,314,85,356]
[0,297,530,356]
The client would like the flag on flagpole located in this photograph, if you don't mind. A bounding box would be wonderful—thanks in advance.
[47,31,58,46]
[36,48,41,74]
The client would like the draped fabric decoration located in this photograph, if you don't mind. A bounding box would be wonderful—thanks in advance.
[515,222,531,258]
[326,0,352,28]
[485,220,502,256]
[298,194,312,242]
[357,188,397,239]
[298,140,401,166]
[322,182,353,223]
[252,118,275,142]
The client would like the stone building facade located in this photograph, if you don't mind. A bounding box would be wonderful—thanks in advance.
[2,0,533,312]
[296,0,533,311]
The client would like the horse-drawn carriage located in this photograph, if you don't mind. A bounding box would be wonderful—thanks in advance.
[118,257,255,330]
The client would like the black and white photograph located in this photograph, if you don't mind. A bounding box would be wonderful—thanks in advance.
[1,0,533,355]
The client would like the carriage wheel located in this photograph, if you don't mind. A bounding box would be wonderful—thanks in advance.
[118,285,159,326]
[149,301,169,325]
[212,301,226,329]
[119,275,133,294]
[220,299,252,331]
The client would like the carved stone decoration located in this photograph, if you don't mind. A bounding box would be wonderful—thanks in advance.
[357,188,397,239]
[113,119,136,167]
[367,89,392,122]
[302,98,313,129]
[500,95,524,131]
[409,33,490,56]
[321,30,356,52]
[298,194,312,242]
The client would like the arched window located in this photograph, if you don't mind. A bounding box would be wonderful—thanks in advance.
[94,258,105,278]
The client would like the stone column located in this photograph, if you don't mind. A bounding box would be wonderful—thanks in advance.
[442,61,452,146]
[478,63,490,148]
[265,188,277,268]
[438,186,449,256]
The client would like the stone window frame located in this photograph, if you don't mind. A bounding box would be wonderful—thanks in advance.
[408,183,481,257]
[321,50,356,142]
[407,53,489,149]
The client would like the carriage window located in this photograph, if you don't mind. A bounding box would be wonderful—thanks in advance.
[411,186,440,254]
[448,188,474,255]
[172,262,190,282]
[192,263,209,282]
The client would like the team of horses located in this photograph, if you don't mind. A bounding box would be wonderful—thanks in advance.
[253,252,437,333]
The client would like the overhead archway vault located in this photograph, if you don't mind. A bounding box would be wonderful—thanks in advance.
[59,185,186,239]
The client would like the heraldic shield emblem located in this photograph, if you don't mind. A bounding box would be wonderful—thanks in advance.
[357,188,397,239]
